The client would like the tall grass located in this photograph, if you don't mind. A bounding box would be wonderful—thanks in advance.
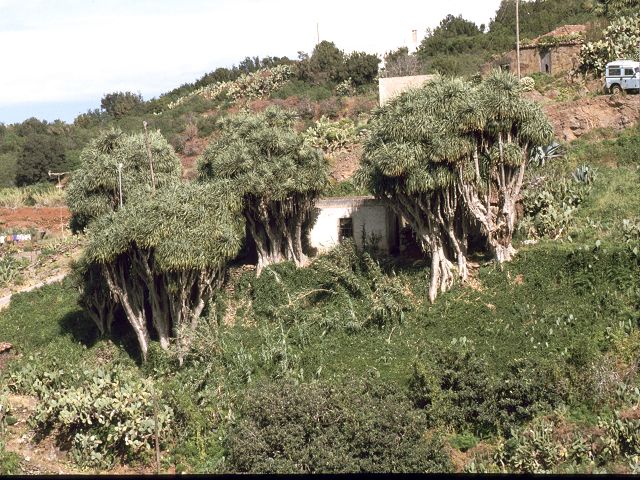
[0,184,66,208]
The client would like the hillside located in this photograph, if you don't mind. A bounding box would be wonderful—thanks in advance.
[0,123,639,473]
[2,0,640,475]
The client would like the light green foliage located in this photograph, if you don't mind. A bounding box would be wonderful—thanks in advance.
[198,107,328,271]
[66,128,181,232]
[0,255,27,289]
[11,365,173,469]
[199,108,327,201]
[335,77,356,96]
[580,15,640,74]
[520,172,593,239]
[167,65,294,110]
[357,71,553,301]
[311,241,410,328]
[302,116,362,153]
[519,76,536,92]
[0,184,66,208]
[495,417,566,473]
[0,394,20,475]
[621,219,640,256]
[78,182,245,359]
[83,182,242,270]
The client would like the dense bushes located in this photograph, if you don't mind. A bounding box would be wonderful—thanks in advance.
[224,379,452,473]
[409,343,567,436]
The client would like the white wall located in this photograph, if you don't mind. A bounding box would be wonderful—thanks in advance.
[378,74,434,106]
[309,197,396,254]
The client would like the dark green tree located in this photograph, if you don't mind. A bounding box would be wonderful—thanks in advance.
[344,51,380,86]
[198,107,328,274]
[225,379,452,473]
[15,117,48,137]
[309,40,347,83]
[15,134,68,186]
[100,91,144,118]
[589,0,639,17]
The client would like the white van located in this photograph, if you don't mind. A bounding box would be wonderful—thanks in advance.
[604,60,640,94]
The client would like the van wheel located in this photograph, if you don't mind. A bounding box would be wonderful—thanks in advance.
[610,84,623,95]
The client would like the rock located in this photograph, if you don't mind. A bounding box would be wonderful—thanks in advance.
[0,342,12,353]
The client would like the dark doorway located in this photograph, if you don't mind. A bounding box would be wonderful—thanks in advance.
[540,49,551,74]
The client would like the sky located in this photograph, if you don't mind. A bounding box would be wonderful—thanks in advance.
[0,0,503,124]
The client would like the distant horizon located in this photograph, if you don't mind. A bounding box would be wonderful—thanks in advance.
[0,0,502,124]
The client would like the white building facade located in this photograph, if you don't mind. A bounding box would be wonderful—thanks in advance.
[309,196,399,254]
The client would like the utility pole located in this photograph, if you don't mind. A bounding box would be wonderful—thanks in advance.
[316,22,320,45]
[516,0,521,79]
[143,121,157,193]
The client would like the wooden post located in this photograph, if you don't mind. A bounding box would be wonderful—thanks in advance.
[47,170,70,236]
[143,121,157,193]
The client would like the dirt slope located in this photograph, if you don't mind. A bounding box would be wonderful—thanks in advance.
[528,90,640,142]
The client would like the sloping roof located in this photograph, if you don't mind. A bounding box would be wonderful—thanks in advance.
[530,24,587,45]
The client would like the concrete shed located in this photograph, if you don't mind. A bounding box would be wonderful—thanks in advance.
[309,196,399,254]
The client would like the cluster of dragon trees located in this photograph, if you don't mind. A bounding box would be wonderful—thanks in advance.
[68,70,552,359]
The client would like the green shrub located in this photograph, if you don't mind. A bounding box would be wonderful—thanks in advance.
[223,378,452,473]
[409,341,496,434]
[0,255,27,289]
[520,174,592,239]
[495,417,565,473]
[0,394,21,475]
[494,358,566,435]
[10,365,173,469]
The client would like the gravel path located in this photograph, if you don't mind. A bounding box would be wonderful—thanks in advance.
[0,272,68,311]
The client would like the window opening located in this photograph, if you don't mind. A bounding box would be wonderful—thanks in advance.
[338,217,353,242]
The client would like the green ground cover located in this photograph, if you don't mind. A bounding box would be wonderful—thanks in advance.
[1,125,639,473]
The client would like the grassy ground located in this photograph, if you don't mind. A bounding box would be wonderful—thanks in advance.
[0,124,639,473]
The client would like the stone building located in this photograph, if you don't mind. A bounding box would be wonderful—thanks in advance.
[481,25,587,76]
[309,196,399,254]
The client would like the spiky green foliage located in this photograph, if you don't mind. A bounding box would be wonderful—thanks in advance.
[66,128,181,232]
[77,182,245,361]
[357,71,552,302]
[579,15,640,74]
[198,107,328,273]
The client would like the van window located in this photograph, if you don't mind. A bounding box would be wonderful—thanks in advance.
[624,68,634,76]
[608,67,621,76]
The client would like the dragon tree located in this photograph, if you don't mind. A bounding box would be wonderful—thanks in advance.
[357,72,552,302]
[66,127,181,232]
[76,182,244,362]
[198,107,328,274]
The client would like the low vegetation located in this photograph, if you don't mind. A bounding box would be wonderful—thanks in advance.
[1,121,639,473]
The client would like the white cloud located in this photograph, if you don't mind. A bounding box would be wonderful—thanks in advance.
[0,0,502,110]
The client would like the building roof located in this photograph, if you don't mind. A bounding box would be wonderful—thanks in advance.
[530,24,587,46]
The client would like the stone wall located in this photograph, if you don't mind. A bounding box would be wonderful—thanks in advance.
[481,44,582,76]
